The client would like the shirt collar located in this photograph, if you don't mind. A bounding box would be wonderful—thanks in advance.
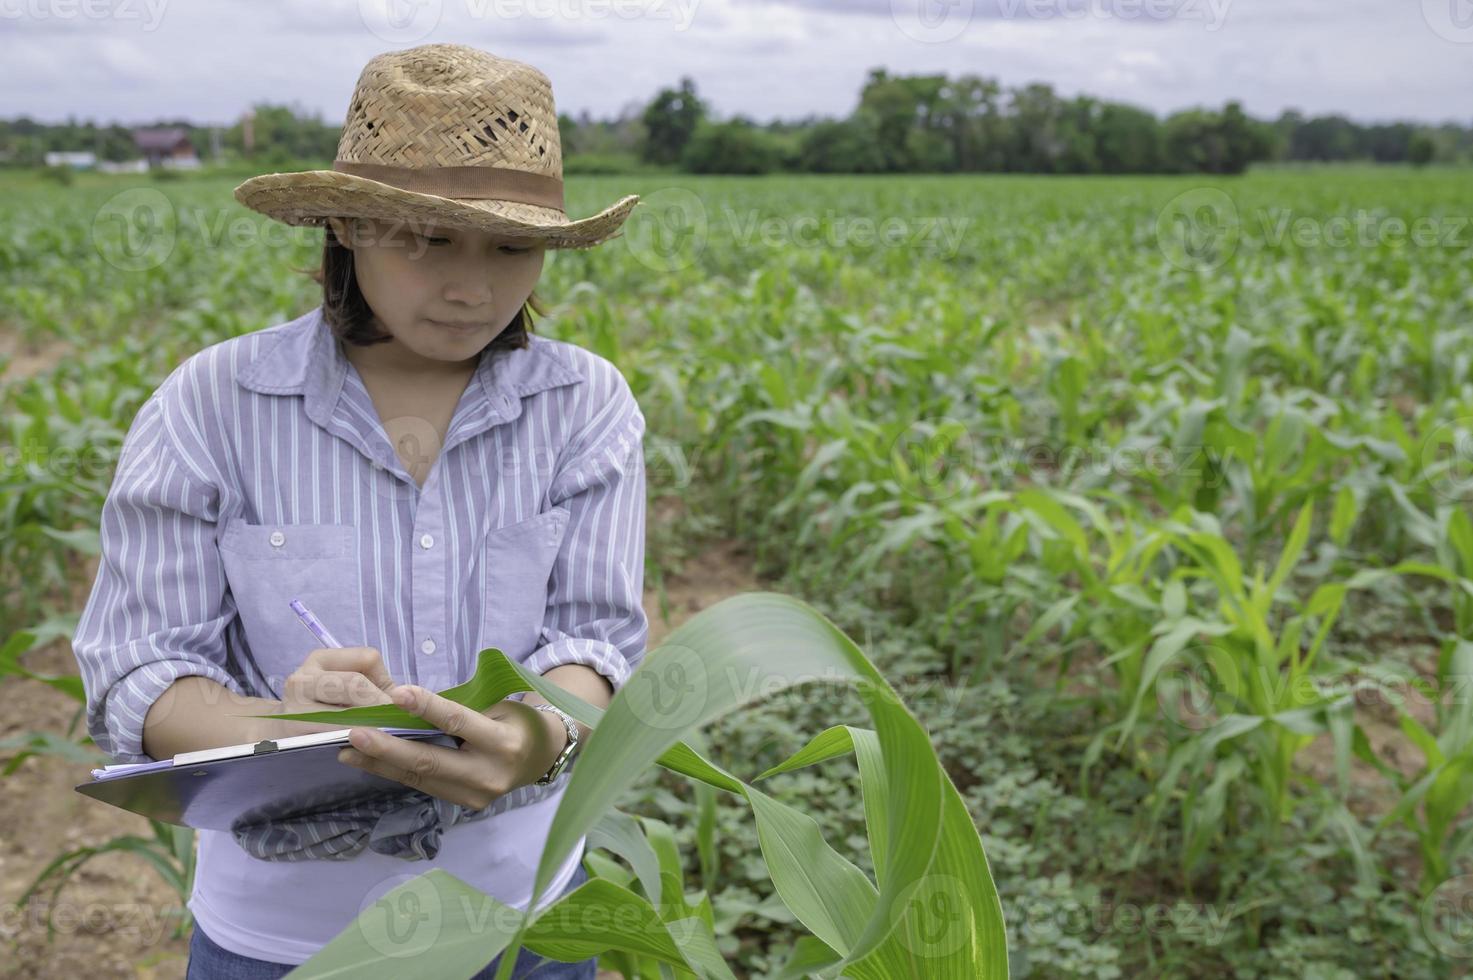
[236,306,585,432]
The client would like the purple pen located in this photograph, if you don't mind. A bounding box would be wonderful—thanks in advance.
[289,598,344,649]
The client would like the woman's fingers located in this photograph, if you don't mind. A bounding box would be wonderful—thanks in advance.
[284,668,394,706]
[390,685,501,746]
[336,685,512,806]
[339,729,499,807]
[317,670,396,705]
[307,647,397,693]
[287,647,398,706]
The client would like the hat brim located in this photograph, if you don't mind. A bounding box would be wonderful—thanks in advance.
[233,170,639,250]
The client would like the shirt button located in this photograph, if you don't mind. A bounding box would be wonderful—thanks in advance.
[269,530,285,547]
[420,638,436,655]
[419,533,434,550]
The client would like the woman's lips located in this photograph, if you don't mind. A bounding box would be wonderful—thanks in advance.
[427,318,485,332]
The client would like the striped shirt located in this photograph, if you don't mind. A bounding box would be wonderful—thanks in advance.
[70,304,647,963]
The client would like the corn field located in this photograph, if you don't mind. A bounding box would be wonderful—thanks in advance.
[3,164,1472,977]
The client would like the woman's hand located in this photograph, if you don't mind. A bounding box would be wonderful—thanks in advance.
[250,647,398,742]
[335,684,568,809]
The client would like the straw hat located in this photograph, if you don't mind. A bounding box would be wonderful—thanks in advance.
[233,43,638,249]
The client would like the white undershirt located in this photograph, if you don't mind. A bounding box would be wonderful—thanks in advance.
[187,785,584,966]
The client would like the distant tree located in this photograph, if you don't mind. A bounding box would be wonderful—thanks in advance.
[681,118,781,174]
[796,117,887,172]
[1057,96,1102,173]
[1095,102,1164,173]
[1006,83,1068,172]
[937,74,1008,171]
[1290,114,1358,161]
[1409,130,1436,167]
[1163,102,1271,175]
[640,77,705,166]
[229,103,339,162]
[856,69,957,171]
[1217,101,1273,174]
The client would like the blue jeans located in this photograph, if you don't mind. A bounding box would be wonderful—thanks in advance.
[186,862,596,979]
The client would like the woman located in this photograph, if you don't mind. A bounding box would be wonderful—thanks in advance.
[71,42,647,978]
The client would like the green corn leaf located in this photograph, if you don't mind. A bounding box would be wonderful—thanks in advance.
[281,592,1008,978]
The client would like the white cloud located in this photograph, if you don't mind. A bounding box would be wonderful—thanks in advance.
[0,0,1467,125]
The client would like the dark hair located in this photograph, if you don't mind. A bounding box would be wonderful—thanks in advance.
[297,221,546,352]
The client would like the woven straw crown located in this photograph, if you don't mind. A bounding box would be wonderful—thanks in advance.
[234,44,638,249]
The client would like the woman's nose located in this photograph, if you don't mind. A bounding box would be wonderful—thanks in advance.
[440,262,495,306]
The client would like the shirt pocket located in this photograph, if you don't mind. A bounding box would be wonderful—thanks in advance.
[218,518,361,694]
[480,506,570,664]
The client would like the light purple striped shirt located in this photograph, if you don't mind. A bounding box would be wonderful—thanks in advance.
[70,304,647,961]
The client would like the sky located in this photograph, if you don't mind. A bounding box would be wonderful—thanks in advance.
[2,0,1470,128]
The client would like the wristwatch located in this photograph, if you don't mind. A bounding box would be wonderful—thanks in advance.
[530,702,581,785]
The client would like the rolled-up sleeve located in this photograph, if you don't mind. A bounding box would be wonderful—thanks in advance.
[71,390,245,764]
[519,378,648,698]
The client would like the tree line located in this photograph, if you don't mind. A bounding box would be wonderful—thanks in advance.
[5,70,1469,175]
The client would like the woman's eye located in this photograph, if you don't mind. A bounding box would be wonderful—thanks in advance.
[425,237,452,246]
[500,245,530,255]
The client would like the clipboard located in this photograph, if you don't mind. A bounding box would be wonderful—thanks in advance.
[75,727,460,831]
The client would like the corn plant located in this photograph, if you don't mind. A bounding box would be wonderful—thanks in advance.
[265,592,1009,979]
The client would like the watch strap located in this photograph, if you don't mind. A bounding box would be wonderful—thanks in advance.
[531,702,580,785]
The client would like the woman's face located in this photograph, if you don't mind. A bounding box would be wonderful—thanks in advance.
[327,215,546,369]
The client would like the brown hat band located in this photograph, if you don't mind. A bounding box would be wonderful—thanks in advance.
[331,161,566,211]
